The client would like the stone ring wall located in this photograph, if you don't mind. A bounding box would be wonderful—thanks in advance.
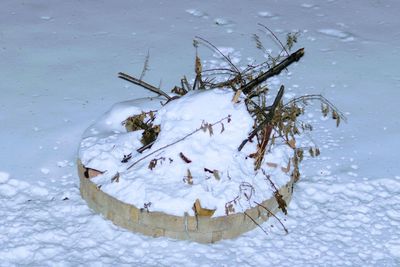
[78,160,294,243]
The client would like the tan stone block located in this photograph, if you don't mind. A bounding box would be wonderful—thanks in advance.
[152,228,165,238]
[78,158,295,243]
[164,229,190,241]
[129,206,139,223]
[211,231,223,243]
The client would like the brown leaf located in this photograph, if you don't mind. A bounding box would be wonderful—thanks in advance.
[274,192,287,215]
[84,168,104,179]
[179,152,192,163]
[287,139,296,149]
[193,199,215,217]
[148,159,157,170]
[195,56,202,75]
[266,162,278,168]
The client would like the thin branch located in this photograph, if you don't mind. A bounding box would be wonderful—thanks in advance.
[201,67,239,74]
[211,48,304,92]
[127,115,231,170]
[284,94,347,122]
[254,201,288,234]
[258,23,289,56]
[136,141,155,153]
[195,36,242,76]
[244,212,269,236]
[118,72,171,100]
[238,85,285,151]
[139,50,150,80]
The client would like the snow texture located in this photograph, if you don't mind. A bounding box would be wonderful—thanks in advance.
[1,0,400,265]
[79,89,292,216]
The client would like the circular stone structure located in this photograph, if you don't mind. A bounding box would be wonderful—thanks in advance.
[78,160,295,243]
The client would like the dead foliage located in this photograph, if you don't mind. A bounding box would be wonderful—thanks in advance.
[123,111,160,146]
[116,26,346,234]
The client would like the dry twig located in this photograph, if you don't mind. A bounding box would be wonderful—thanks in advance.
[118,72,171,100]
[127,115,231,170]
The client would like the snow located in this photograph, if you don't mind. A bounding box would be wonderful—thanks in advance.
[1,0,400,265]
[79,89,292,216]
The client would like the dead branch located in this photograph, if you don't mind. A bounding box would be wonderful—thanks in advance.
[127,115,231,170]
[238,85,285,151]
[136,140,155,153]
[240,48,304,94]
[118,72,171,100]
[254,125,274,170]
[210,48,303,92]
[244,212,269,236]
[254,200,288,234]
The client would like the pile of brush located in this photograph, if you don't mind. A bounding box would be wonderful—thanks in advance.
[117,30,345,179]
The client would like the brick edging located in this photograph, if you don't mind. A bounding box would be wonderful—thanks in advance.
[77,159,294,243]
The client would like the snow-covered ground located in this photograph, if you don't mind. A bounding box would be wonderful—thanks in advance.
[1,0,399,265]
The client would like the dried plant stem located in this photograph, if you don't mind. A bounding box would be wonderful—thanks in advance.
[195,36,241,76]
[244,212,269,236]
[139,50,150,80]
[118,72,171,100]
[285,94,347,122]
[238,85,285,151]
[127,116,231,170]
[258,23,289,56]
[136,141,155,153]
[254,201,288,234]
[254,125,273,170]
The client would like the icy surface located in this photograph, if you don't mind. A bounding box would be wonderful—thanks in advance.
[1,0,400,265]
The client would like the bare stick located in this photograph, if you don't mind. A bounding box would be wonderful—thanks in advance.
[118,72,171,100]
[244,212,269,236]
[254,201,288,234]
[211,48,304,91]
[238,85,285,151]
[240,48,304,94]
[127,115,231,170]
[136,141,155,153]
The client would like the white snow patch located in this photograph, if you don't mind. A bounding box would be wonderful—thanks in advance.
[257,11,278,18]
[79,89,292,216]
[317,29,355,42]
[185,9,208,19]
[40,168,50,175]
[0,172,10,183]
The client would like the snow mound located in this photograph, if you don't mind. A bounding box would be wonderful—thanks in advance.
[79,89,293,216]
